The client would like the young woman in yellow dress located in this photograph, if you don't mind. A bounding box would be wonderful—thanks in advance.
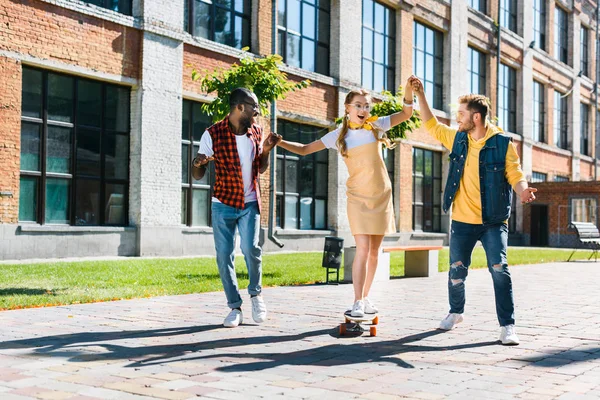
[274,80,415,316]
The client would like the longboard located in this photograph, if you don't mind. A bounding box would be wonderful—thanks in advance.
[339,310,379,336]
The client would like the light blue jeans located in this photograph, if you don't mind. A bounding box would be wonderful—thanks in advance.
[212,201,262,309]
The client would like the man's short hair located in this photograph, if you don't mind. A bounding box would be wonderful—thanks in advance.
[458,94,491,122]
[229,87,255,109]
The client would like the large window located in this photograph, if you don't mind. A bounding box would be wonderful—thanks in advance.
[554,90,568,149]
[276,121,328,230]
[531,172,547,182]
[84,0,131,14]
[362,0,396,92]
[533,81,545,143]
[581,103,590,156]
[182,101,214,227]
[498,64,517,133]
[581,26,589,77]
[413,22,443,109]
[184,0,251,49]
[278,0,330,75]
[500,0,517,33]
[571,198,597,223]
[554,175,569,182]
[412,148,442,232]
[19,67,130,226]
[533,0,546,50]
[469,0,486,13]
[468,47,486,95]
[554,6,568,64]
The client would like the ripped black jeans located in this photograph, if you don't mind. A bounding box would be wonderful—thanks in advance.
[448,220,515,326]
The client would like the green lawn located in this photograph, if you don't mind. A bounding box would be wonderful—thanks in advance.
[0,248,593,310]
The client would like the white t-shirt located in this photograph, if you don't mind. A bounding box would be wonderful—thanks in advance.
[198,130,258,203]
[320,116,391,150]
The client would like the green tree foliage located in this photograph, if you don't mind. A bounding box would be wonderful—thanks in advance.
[192,50,310,122]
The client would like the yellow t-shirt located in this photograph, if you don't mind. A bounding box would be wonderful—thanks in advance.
[424,117,526,224]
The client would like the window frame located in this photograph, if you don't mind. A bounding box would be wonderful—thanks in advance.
[361,0,396,92]
[531,171,547,183]
[181,100,215,227]
[554,90,568,150]
[581,102,590,156]
[498,63,517,133]
[277,0,330,75]
[84,0,131,15]
[580,26,589,77]
[469,0,486,14]
[412,148,442,233]
[413,21,444,110]
[500,0,518,33]
[533,80,545,143]
[554,6,569,64]
[276,120,329,230]
[185,0,251,50]
[19,67,130,226]
[533,0,546,50]
[468,46,487,95]
[571,197,598,224]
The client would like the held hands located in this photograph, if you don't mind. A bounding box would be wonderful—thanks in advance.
[263,132,283,152]
[192,154,214,168]
[408,75,424,96]
[520,187,537,204]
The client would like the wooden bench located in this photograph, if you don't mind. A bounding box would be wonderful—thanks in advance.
[343,245,442,282]
[568,222,600,262]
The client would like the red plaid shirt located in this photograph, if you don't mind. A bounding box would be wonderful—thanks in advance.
[208,117,263,211]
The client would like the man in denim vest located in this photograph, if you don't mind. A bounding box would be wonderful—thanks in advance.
[410,76,537,345]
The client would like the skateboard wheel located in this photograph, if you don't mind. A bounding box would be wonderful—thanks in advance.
[372,316,379,325]
[370,326,377,336]
[339,324,346,335]
[345,317,351,323]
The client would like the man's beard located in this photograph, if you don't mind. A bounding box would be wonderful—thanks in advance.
[240,115,253,131]
[460,118,475,133]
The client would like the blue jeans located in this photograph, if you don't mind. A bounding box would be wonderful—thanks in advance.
[448,220,515,326]
[212,201,262,309]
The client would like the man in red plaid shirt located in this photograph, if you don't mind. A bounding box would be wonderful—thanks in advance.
[192,88,279,328]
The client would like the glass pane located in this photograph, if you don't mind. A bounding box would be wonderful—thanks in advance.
[423,205,433,231]
[182,101,191,141]
[414,148,423,174]
[20,123,41,172]
[234,16,244,48]
[193,103,210,142]
[276,157,284,191]
[22,68,43,119]
[362,27,373,59]
[316,44,329,75]
[77,128,101,177]
[214,6,232,45]
[424,150,433,176]
[181,188,188,225]
[318,9,329,44]
[47,126,72,174]
[300,197,313,229]
[105,86,129,132]
[192,188,209,226]
[288,0,301,32]
[433,152,441,177]
[363,0,373,28]
[77,80,102,128]
[302,38,315,71]
[104,134,129,180]
[300,161,314,196]
[315,198,326,229]
[193,1,210,39]
[45,178,70,224]
[414,205,423,231]
[374,3,384,33]
[241,17,250,48]
[192,144,209,184]
[18,177,37,222]
[75,179,100,225]
[433,179,441,205]
[302,3,316,39]
[287,33,301,67]
[316,164,327,196]
[285,159,298,192]
[414,177,423,203]
[182,143,189,184]
[373,63,384,92]
[433,207,440,232]
[374,33,384,63]
[362,59,373,90]
[48,73,74,123]
[284,195,298,228]
[105,183,126,225]
[278,0,286,26]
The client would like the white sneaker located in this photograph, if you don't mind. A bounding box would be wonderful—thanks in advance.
[499,324,520,345]
[364,298,378,314]
[223,309,243,328]
[251,295,267,323]
[350,300,365,317]
[439,313,464,330]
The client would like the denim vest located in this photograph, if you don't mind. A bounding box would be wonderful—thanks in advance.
[443,131,513,225]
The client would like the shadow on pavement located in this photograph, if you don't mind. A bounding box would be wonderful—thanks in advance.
[515,348,600,367]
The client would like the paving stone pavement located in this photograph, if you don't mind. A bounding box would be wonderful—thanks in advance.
[1,261,600,399]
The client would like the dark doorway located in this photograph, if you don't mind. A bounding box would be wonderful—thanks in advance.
[530,205,549,246]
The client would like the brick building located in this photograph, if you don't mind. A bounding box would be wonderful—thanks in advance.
[1,0,599,260]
